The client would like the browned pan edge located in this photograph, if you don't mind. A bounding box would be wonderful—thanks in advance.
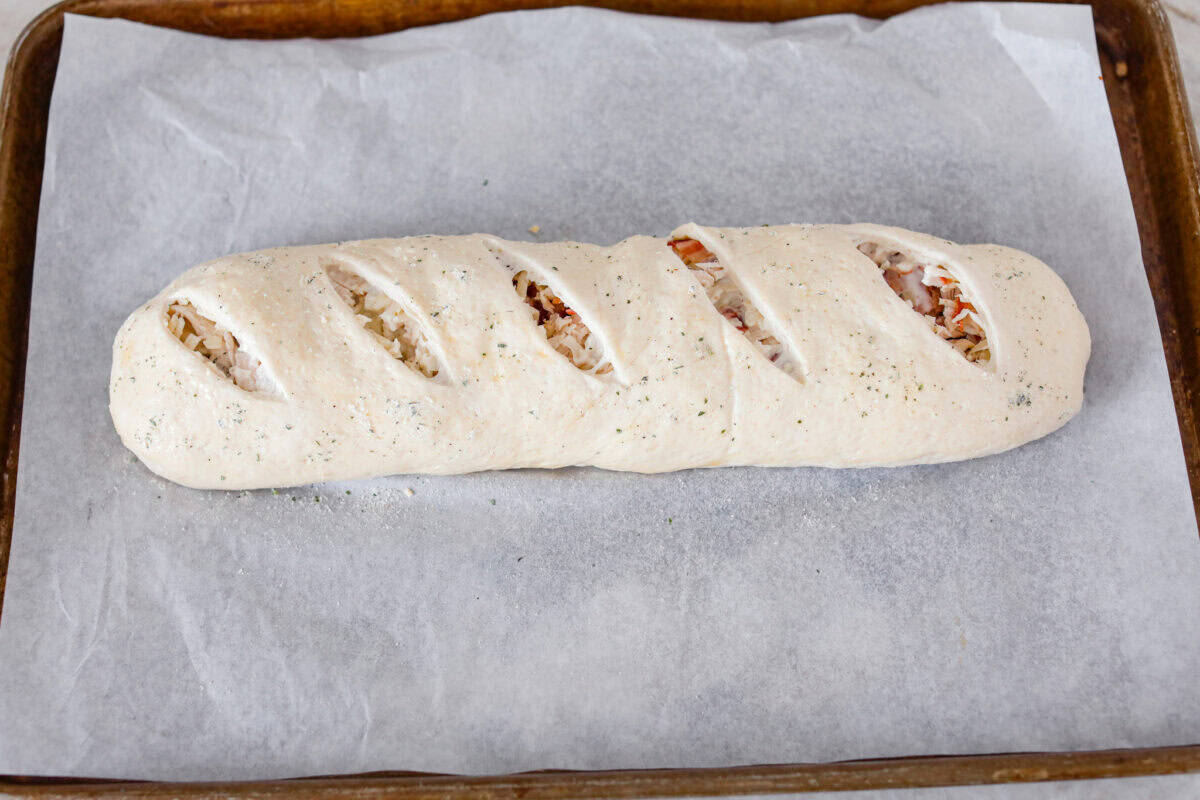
[1,0,1199,794]
[2,745,1200,798]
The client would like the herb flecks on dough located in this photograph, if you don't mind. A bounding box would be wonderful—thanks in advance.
[668,237,802,381]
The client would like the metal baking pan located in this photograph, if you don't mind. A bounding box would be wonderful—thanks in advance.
[2,0,1199,794]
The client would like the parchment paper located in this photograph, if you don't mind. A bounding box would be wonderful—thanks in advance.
[1,2,1198,781]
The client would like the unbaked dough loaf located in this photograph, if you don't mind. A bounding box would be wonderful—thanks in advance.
[109,224,1090,489]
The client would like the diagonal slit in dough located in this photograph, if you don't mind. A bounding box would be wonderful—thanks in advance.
[325,263,442,379]
[165,302,278,394]
[856,241,991,366]
[486,245,615,378]
[668,238,803,381]
[512,271,615,376]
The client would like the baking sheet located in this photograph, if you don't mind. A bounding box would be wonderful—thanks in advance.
[1,2,1199,780]
[756,775,1200,800]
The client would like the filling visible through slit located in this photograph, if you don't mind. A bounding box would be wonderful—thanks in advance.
[668,238,802,379]
[166,302,275,393]
[326,264,440,379]
[512,270,613,375]
[856,241,990,364]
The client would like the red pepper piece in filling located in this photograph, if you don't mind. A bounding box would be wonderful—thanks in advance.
[721,308,748,332]
[668,238,715,265]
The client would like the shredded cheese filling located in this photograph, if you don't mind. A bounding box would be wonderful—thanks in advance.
[668,238,802,380]
[166,302,276,393]
[326,264,441,379]
[857,241,990,364]
[512,270,612,375]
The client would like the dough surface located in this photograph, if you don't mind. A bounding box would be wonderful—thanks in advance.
[109,224,1091,489]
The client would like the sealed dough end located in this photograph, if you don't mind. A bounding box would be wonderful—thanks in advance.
[109,224,1090,489]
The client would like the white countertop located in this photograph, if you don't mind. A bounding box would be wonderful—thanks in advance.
[2,0,1198,796]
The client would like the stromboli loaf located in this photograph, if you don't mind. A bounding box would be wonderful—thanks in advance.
[109,223,1090,489]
